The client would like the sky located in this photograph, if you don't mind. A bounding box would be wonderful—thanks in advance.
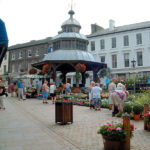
[0,0,150,46]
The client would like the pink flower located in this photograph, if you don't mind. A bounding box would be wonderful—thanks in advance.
[108,123,112,126]
[116,127,122,131]
[135,126,138,129]
[106,121,111,124]
[108,127,112,130]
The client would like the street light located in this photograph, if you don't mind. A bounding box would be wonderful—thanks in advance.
[131,59,136,94]
[131,59,136,68]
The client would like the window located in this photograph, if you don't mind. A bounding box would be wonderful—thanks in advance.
[112,37,116,48]
[112,54,117,68]
[100,39,105,50]
[12,64,15,73]
[124,53,129,67]
[100,56,105,63]
[18,63,21,72]
[137,51,143,66]
[11,53,15,60]
[4,54,7,60]
[136,33,142,45]
[3,65,6,73]
[28,50,32,57]
[35,49,39,56]
[123,35,129,46]
[76,40,80,49]
[91,41,95,51]
[19,52,23,59]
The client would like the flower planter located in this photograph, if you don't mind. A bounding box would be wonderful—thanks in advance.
[102,136,125,150]
[134,114,140,121]
[147,124,150,131]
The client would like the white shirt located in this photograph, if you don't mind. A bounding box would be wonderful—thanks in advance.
[92,86,102,98]
[50,85,55,93]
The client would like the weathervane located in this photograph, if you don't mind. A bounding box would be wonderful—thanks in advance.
[68,0,75,10]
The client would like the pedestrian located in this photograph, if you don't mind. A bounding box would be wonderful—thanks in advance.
[42,80,49,104]
[66,82,71,95]
[88,81,95,109]
[0,80,8,110]
[10,82,15,97]
[108,78,116,115]
[109,83,128,116]
[17,79,24,100]
[36,81,41,96]
[91,83,102,111]
[50,82,56,104]
[14,82,18,97]
[23,81,26,100]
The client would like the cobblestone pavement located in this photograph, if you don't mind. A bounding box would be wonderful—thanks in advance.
[0,97,150,150]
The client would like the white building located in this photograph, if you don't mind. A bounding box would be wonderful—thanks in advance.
[87,21,150,79]
[0,51,9,76]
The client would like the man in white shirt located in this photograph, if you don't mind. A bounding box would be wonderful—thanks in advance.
[91,83,102,111]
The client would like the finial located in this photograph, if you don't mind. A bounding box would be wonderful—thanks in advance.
[71,0,73,10]
[68,0,75,19]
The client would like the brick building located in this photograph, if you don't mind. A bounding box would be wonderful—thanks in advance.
[8,37,52,78]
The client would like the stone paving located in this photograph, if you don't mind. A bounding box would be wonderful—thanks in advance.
[0,96,150,150]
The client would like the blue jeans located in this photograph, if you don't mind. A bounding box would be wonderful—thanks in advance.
[93,98,102,106]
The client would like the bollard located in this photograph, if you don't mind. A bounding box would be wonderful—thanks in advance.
[144,103,149,130]
[123,113,130,150]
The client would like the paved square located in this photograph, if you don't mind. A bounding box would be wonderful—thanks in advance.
[0,97,150,150]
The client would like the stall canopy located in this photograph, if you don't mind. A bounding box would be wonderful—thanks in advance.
[0,19,8,65]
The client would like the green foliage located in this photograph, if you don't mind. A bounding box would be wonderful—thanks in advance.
[80,94,88,99]
[125,78,134,89]
[123,104,132,114]
[98,68,111,78]
[116,112,123,117]
[133,93,150,105]
[102,100,109,108]
[75,72,82,80]
[126,95,135,102]
[133,104,143,114]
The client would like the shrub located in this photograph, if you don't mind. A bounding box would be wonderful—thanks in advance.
[133,104,143,115]
[123,104,132,114]
[134,93,150,105]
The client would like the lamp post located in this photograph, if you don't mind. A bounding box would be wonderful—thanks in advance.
[131,59,136,94]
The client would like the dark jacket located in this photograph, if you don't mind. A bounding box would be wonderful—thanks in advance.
[0,86,8,97]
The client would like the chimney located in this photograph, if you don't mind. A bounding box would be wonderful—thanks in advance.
[91,24,104,34]
[109,19,115,31]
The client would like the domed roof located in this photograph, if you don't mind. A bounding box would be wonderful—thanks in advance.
[61,9,81,28]
[52,32,88,41]
[62,18,81,27]
[43,50,96,62]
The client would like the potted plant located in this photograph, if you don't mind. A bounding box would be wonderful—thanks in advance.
[123,104,132,114]
[97,121,135,150]
[133,104,143,121]
[143,111,150,131]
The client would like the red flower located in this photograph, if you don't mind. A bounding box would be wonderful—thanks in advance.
[42,64,53,74]
[75,63,86,73]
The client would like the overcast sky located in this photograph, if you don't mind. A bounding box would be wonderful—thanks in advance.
[0,0,150,46]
